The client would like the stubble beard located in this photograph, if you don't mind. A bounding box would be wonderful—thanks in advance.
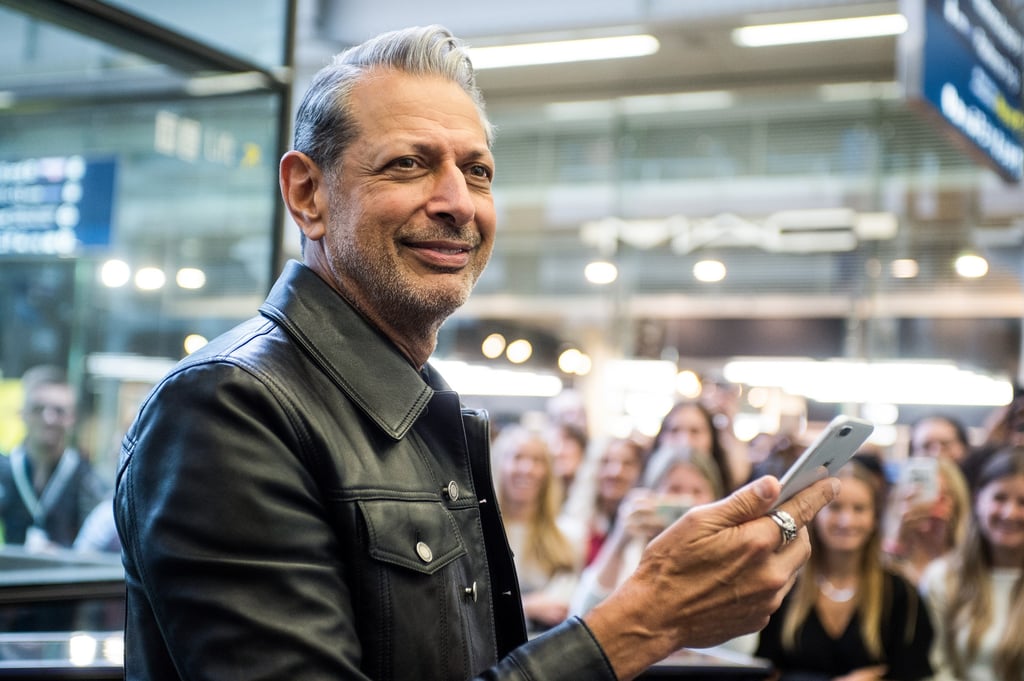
[331,236,480,340]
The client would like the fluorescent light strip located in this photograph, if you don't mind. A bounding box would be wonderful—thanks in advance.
[431,359,563,397]
[619,90,735,114]
[468,34,659,70]
[723,358,1013,406]
[732,14,908,47]
[817,81,901,102]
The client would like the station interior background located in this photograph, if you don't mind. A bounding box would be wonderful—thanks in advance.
[4,0,1024,481]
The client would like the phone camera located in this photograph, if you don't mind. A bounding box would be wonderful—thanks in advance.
[838,426,852,436]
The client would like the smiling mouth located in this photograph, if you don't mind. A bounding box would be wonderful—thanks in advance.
[404,239,475,271]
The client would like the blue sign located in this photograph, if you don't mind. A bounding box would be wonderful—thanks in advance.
[901,0,1024,181]
[0,155,117,256]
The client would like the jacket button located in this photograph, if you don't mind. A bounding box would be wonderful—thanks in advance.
[444,481,460,501]
[415,541,433,563]
[464,581,478,602]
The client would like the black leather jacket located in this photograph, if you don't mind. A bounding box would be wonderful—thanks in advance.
[114,261,615,681]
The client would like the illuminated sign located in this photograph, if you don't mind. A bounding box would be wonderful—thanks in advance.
[0,155,117,256]
[900,0,1024,181]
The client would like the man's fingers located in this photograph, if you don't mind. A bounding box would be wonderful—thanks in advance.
[776,476,840,525]
[765,477,840,550]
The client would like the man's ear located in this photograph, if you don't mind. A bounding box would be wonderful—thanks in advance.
[280,151,328,242]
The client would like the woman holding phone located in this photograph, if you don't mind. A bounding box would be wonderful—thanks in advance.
[921,446,1024,681]
[568,445,723,616]
[756,459,934,681]
[882,456,971,586]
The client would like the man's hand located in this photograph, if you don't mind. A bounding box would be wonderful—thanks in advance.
[583,475,839,681]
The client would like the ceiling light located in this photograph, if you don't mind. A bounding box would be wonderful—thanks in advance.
[676,370,702,399]
[693,259,727,283]
[619,90,735,114]
[558,348,592,376]
[732,14,908,47]
[817,81,901,102]
[430,360,562,396]
[468,34,659,70]
[184,334,208,355]
[134,267,166,291]
[506,339,533,364]
[723,358,1012,406]
[545,100,617,121]
[99,259,131,288]
[890,258,919,279]
[955,253,989,278]
[481,333,507,359]
[585,260,618,285]
[176,267,206,289]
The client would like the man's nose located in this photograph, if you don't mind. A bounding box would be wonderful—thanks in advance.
[427,164,475,226]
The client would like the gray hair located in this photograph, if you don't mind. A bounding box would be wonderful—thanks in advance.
[292,25,494,176]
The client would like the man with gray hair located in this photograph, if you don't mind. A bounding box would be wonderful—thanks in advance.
[115,25,836,680]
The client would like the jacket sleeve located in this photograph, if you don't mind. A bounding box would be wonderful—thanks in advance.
[478,618,617,680]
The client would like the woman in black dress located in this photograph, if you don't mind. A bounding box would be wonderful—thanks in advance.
[756,458,933,681]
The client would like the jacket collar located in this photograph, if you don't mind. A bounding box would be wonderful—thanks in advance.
[259,260,435,441]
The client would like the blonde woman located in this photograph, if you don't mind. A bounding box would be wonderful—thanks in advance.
[569,445,724,616]
[492,425,580,635]
[756,459,933,681]
[921,446,1024,681]
[882,456,971,586]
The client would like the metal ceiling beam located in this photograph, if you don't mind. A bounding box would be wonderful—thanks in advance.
[0,0,286,86]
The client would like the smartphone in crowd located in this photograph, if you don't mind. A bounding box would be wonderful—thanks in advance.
[771,415,875,508]
[896,456,940,503]
[654,497,693,526]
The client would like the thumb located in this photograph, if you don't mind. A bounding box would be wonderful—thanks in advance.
[712,476,782,526]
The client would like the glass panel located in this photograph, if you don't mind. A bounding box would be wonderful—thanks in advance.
[0,6,181,102]
[0,92,281,475]
[106,0,291,68]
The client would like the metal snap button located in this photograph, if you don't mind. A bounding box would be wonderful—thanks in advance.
[415,541,433,563]
[445,480,460,501]
[464,581,478,602]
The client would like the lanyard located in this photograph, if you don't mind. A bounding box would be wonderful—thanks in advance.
[10,446,79,527]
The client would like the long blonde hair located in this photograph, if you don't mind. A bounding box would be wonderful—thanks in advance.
[782,460,919,659]
[937,456,971,549]
[943,446,1024,681]
[492,425,577,576]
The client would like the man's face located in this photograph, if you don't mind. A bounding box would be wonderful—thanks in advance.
[22,383,75,457]
[319,69,496,330]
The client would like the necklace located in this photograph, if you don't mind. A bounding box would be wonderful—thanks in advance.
[817,575,857,603]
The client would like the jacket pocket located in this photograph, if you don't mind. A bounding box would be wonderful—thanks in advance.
[357,499,466,575]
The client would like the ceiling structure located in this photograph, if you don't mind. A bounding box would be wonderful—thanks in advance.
[292,0,1024,379]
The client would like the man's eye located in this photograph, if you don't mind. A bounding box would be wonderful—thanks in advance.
[392,157,417,169]
[468,163,492,180]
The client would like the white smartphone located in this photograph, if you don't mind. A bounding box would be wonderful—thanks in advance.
[897,456,940,503]
[771,415,875,508]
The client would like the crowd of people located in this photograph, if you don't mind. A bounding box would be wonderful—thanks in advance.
[489,389,1024,681]
[2,359,1023,679]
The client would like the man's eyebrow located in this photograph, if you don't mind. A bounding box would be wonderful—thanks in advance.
[404,142,493,162]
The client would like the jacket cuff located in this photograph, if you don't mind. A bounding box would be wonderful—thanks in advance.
[500,616,617,680]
